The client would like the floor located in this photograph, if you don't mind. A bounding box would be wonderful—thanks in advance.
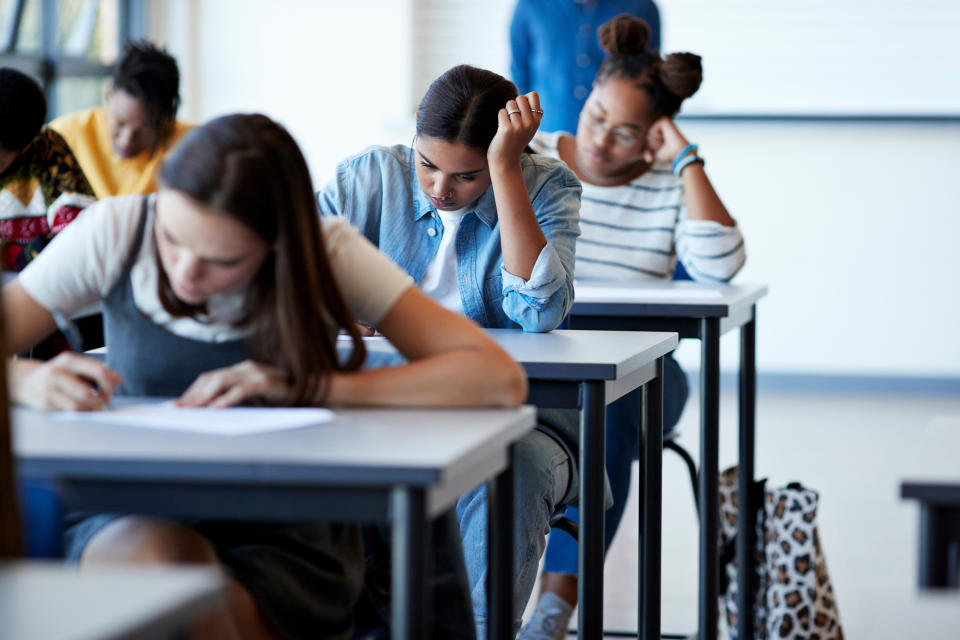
[522,385,960,638]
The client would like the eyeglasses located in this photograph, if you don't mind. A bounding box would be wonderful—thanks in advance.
[580,110,642,148]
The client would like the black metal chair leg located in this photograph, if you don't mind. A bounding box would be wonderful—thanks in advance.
[664,438,700,519]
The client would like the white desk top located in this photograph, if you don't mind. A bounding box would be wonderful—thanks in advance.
[571,280,768,318]
[14,405,537,487]
[486,328,677,380]
[357,329,678,382]
[0,563,222,640]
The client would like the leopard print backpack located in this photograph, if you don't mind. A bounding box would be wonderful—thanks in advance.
[718,466,844,640]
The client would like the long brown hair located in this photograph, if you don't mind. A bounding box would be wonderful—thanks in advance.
[0,292,22,558]
[157,114,366,404]
[596,14,703,118]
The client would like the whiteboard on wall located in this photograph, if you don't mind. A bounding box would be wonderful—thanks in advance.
[660,0,960,117]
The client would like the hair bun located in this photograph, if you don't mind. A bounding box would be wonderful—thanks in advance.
[659,52,703,100]
[597,14,651,57]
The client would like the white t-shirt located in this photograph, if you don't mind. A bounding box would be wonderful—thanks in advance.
[18,194,414,342]
[419,205,469,315]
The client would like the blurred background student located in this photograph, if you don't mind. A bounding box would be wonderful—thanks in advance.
[49,40,191,198]
[1,67,94,273]
[510,0,660,134]
[1,67,96,359]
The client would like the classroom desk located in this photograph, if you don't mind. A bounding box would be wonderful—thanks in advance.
[569,280,767,640]
[901,416,960,589]
[0,562,222,640]
[13,404,537,640]
[360,328,679,639]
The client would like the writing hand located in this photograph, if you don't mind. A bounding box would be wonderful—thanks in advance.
[14,352,121,411]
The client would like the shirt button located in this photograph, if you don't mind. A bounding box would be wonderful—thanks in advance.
[576,54,591,68]
[427,227,437,237]
[574,85,589,100]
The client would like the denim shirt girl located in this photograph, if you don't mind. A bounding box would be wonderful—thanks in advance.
[317,143,581,332]
[319,141,584,635]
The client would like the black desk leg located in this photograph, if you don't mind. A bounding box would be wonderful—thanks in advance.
[488,444,515,640]
[392,487,426,640]
[737,311,757,638]
[640,357,664,640]
[919,504,951,588]
[699,318,721,640]
[578,380,606,639]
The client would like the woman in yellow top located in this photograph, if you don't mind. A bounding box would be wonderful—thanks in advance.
[50,40,192,198]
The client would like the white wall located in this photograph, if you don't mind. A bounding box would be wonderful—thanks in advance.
[149,0,415,188]
[672,119,960,377]
[149,0,960,379]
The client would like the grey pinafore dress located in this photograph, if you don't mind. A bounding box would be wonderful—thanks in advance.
[62,199,364,639]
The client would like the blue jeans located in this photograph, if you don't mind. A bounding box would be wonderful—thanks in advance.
[457,429,572,637]
[542,355,689,573]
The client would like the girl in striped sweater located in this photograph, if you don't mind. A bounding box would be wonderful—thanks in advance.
[521,13,745,639]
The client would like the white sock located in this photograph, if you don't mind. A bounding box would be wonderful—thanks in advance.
[517,592,574,640]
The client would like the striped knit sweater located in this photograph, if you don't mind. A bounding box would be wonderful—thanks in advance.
[532,131,745,282]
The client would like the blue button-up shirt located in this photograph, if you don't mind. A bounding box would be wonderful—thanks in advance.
[510,0,661,134]
[317,144,581,333]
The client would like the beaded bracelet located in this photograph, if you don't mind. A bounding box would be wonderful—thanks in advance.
[672,143,698,173]
[673,154,705,176]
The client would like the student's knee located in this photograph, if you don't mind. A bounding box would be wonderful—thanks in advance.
[513,430,570,516]
[81,516,218,565]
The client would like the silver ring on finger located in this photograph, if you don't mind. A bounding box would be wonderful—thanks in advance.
[531,108,544,114]
[507,110,521,116]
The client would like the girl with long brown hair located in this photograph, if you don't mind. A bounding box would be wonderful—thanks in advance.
[2,113,525,639]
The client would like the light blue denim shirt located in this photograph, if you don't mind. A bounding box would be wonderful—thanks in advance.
[317,144,581,332]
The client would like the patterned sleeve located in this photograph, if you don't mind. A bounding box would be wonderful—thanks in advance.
[37,128,96,233]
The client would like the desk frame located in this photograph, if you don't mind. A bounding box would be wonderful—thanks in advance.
[569,306,758,640]
[902,484,960,589]
[527,357,665,640]
[18,410,529,640]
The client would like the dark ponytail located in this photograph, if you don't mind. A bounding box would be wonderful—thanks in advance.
[416,64,519,152]
[596,14,703,117]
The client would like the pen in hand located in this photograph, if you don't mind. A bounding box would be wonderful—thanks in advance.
[51,308,119,407]
[51,307,85,354]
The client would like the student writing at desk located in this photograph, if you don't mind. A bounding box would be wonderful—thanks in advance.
[520,14,746,638]
[318,64,581,637]
[2,114,525,639]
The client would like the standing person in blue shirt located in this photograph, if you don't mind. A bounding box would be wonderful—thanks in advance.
[510,0,660,134]
[318,64,582,637]
[519,14,746,640]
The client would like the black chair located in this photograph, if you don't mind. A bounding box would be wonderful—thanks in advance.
[549,430,700,542]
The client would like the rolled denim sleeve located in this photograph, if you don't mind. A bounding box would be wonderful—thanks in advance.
[500,159,581,332]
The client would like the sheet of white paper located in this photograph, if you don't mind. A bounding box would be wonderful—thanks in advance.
[574,285,724,301]
[52,402,335,435]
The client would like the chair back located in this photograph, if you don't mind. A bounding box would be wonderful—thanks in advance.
[0,300,22,558]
